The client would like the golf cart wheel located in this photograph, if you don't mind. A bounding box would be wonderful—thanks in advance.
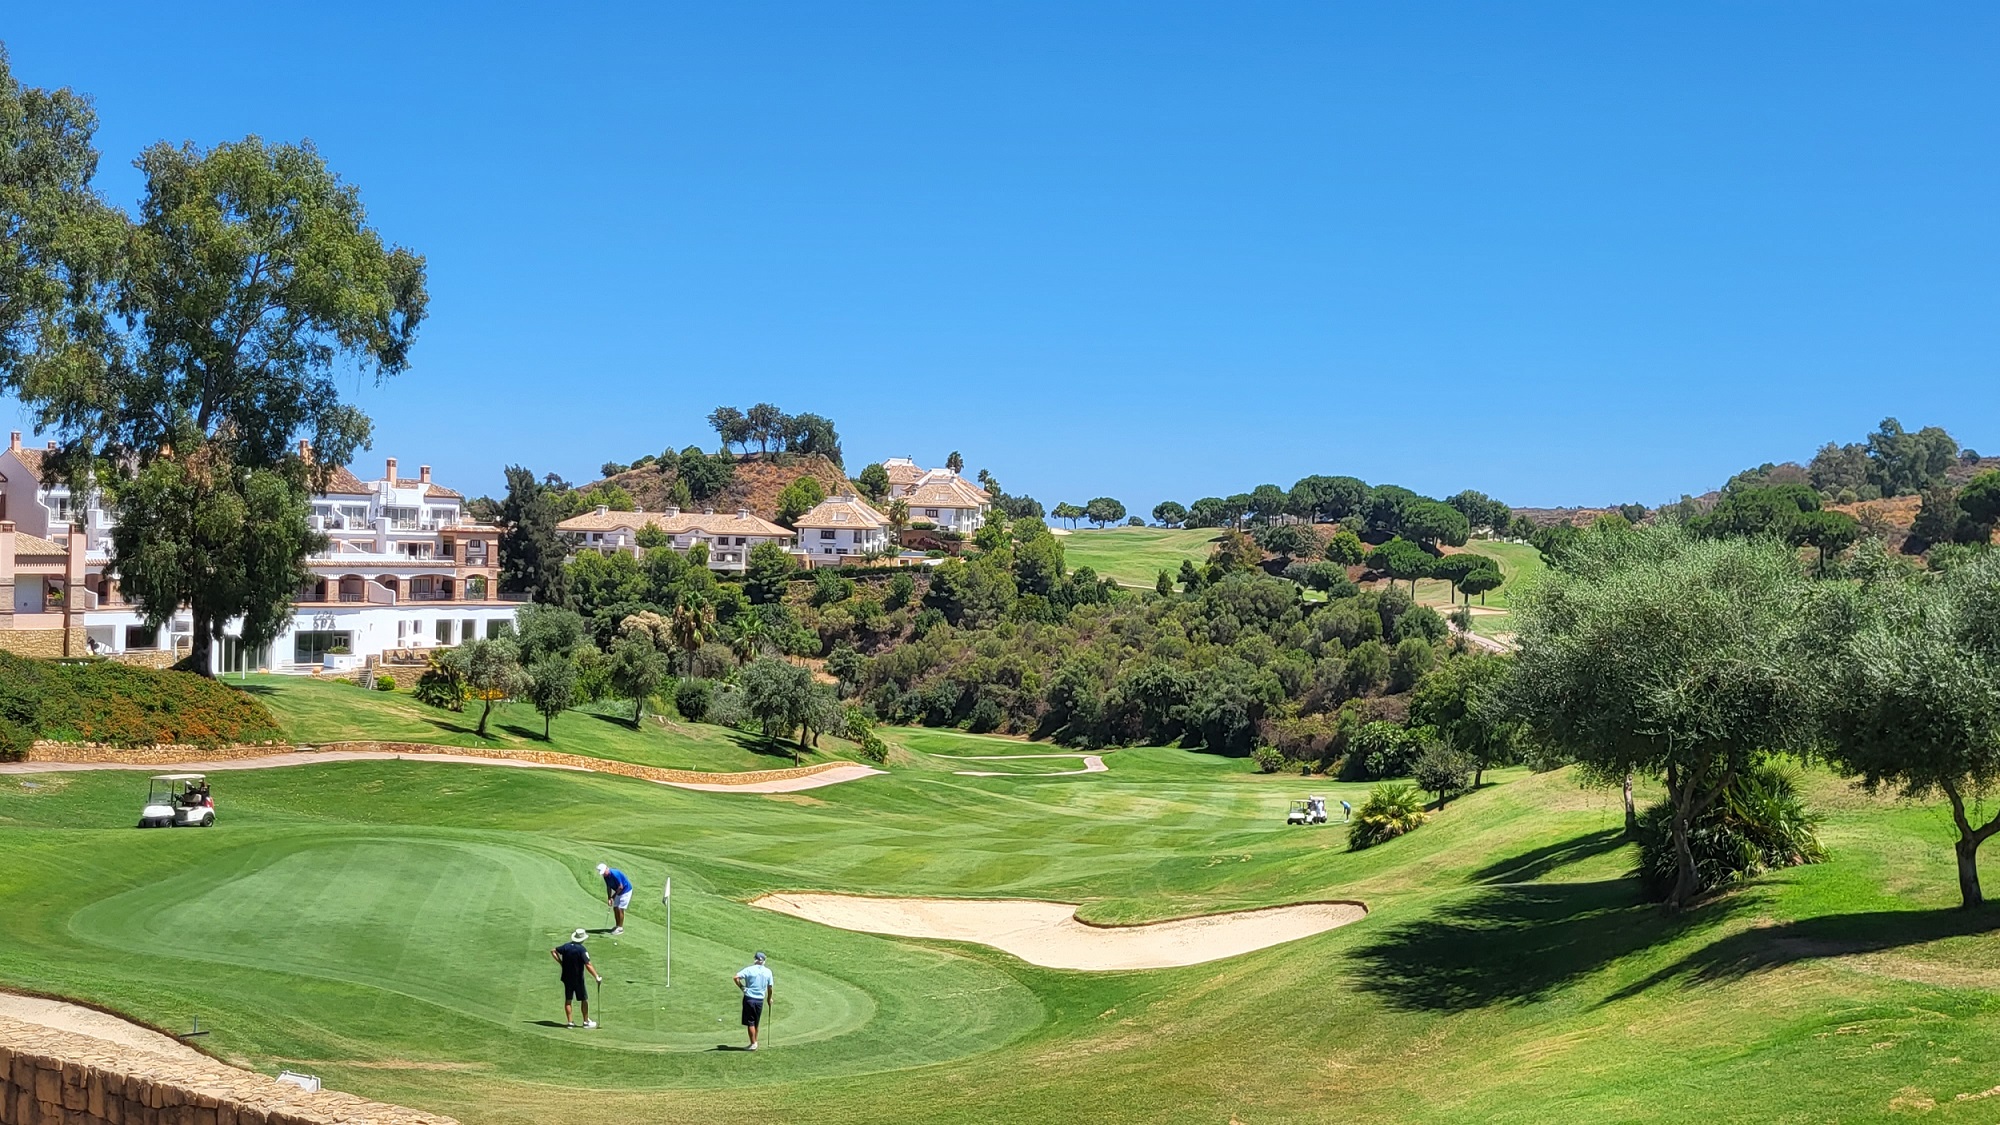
[199,814,214,827]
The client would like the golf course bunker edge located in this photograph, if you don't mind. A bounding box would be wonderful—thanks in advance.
[749,894,1366,971]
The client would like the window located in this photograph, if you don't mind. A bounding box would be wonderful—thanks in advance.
[820,529,836,540]
[925,509,939,518]
[486,619,510,639]
[436,619,453,644]
[292,631,352,664]
[461,618,476,642]
[464,576,488,600]
[734,537,746,545]
[124,625,157,649]
[384,506,418,530]
[340,504,370,526]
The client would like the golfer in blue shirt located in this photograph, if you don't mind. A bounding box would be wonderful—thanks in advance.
[597,863,633,934]
[734,952,775,1050]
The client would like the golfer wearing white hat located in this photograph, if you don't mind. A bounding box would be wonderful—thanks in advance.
[552,928,603,1028]
[598,863,633,934]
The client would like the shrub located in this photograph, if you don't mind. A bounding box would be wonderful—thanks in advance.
[1250,745,1286,773]
[707,683,748,729]
[674,678,714,723]
[967,696,1005,733]
[1411,743,1473,805]
[0,717,30,760]
[0,652,280,749]
[1348,782,1428,850]
[414,651,471,712]
[1636,761,1825,901]
[1346,720,1420,780]
[857,730,889,763]
[373,675,396,692]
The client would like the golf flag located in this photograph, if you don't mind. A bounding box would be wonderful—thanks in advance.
[663,876,672,904]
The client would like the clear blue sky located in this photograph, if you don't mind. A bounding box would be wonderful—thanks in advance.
[4,3,1996,512]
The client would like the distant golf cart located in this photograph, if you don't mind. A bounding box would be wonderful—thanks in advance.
[138,774,214,828]
[1286,796,1328,826]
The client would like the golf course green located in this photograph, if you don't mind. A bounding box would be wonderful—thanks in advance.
[3,726,1998,1124]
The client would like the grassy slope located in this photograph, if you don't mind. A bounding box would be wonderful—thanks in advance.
[240,677,861,773]
[1057,527,1221,588]
[4,746,2000,1124]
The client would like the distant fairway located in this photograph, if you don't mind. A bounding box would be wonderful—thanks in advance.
[2,735,1994,1124]
[1057,526,1221,587]
[1411,539,1548,633]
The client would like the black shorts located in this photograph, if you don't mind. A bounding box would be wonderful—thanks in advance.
[741,996,765,1027]
[564,975,589,1003]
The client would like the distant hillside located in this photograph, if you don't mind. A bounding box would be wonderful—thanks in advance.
[600,452,854,522]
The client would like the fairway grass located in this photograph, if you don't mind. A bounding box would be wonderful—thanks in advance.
[3,745,1998,1124]
[239,676,861,773]
[1057,526,1220,587]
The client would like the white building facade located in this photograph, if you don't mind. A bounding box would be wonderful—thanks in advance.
[557,506,795,571]
[791,494,892,565]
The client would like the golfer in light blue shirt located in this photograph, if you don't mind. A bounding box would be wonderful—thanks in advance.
[734,952,775,1050]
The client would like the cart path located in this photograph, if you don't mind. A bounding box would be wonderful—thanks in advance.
[751,893,1366,971]
[0,991,211,1064]
[1,750,886,793]
[936,753,1110,778]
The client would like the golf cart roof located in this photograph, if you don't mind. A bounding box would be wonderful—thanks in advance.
[150,773,206,782]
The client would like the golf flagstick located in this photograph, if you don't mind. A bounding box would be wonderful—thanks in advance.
[662,876,673,988]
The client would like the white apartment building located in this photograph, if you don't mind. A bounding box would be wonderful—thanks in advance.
[558,505,795,571]
[900,468,993,532]
[0,433,518,670]
[791,494,892,565]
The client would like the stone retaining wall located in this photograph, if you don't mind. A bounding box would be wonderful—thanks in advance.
[22,740,848,788]
[0,629,84,660]
[0,1013,454,1125]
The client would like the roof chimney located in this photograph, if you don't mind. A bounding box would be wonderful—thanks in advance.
[419,465,431,484]
[595,505,609,517]
[46,440,56,451]
[7,431,19,452]
[663,505,679,517]
[385,456,397,481]
[702,506,715,515]
[297,438,312,463]
[737,508,751,519]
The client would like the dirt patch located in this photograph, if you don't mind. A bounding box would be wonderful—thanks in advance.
[941,753,1108,778]
[0,991,210,1064]
[668,764,884,793]
[762,793,830,807]
[751,893,1366,971]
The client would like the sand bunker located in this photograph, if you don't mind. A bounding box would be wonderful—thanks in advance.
[0,991,209,1064]
[750,893,1365,970]
[944,753,1107,778]
[662,764,884,793]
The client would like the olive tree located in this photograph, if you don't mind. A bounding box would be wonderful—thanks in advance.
[1505,527,1818,908]
[1819,550,2000,907]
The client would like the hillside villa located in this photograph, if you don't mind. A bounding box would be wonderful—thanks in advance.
[791,493,893,565]
[879,457,993,532]
[0,433,518,671]
[557,505,795,570]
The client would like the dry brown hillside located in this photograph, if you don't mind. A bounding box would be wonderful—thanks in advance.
[603,453,854,521]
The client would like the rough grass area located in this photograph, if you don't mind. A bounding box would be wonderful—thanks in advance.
[0,653,282,752]
[237,675,864,773]
[2,749,1995,1124]
[1057,527,1221,588]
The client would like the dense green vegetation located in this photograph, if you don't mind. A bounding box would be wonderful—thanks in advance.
[0,653,281,756]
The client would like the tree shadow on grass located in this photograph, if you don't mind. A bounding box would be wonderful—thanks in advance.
[1471,827,1629,885]
[1602,906,2000,1003]
[1348,878,1728,1011]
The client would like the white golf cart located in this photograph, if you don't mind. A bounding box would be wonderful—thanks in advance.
[1286,796,1329,826]
[138,774,214,829]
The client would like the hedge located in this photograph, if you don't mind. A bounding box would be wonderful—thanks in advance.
[0,652,283,757]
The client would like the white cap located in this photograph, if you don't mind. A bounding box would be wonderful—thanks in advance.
[596,863,609,875]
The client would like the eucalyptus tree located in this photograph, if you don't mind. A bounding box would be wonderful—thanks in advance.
[1,111,426,673]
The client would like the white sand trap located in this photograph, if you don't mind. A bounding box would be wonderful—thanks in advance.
[0,991,210,1064]
[750,893,1366,970]
[941,753,1108,778]
[663,763,885,793]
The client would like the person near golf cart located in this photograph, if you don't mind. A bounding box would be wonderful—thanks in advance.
[597,863,633,934]
[734,952,774,1050]
[551,928,602,1029]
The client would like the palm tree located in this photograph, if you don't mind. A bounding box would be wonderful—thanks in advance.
[668,598,714,676]
[887,499,910,533]
[730,616,766,664]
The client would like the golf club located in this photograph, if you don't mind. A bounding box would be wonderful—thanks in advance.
[594,975,601,1027]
